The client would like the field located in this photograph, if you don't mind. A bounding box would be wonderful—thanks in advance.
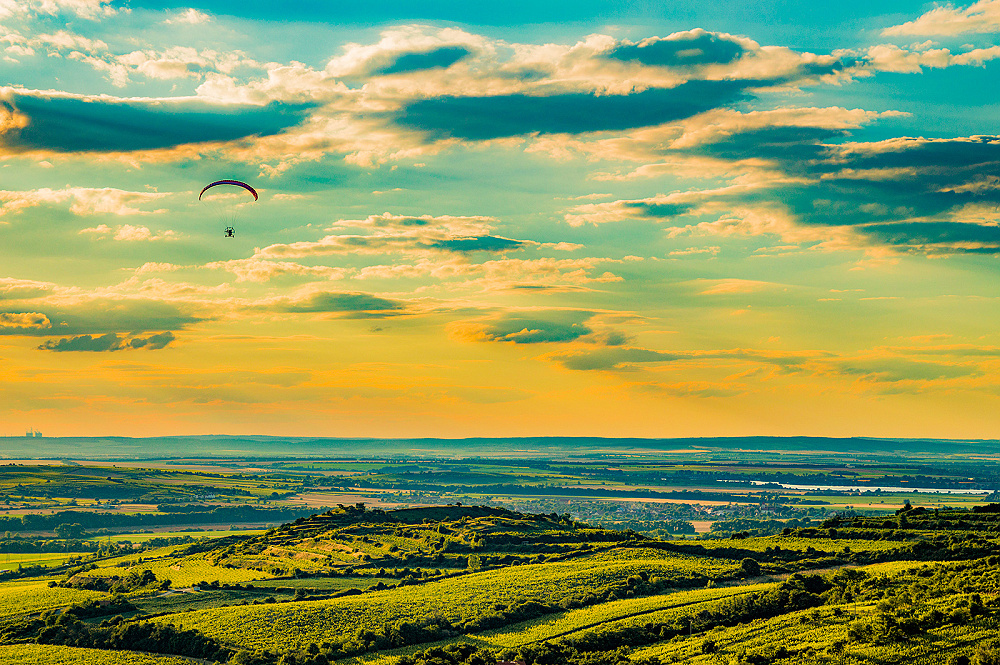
[0,644,197,664]
[0,551,88,568]
[4,443,1000,665]
[0,578,106,616]
[347,582,777,665]
[88,553,277,588]
[164,547,741,651]
[106,529,268,542]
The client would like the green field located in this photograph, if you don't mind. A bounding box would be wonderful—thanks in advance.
[90,554,276,588]
[0,551,88,568]
[0,644,197,664]
[4,452,1000,665]
[0,578,107,616]
[347,582,776,665]
[105,529,267,542]
[162,548,739,651]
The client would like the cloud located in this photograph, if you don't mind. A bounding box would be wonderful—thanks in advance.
[0,89,313,154]
[861,43,1000,73]
[857,220,1000,254]
[256,213,530,259]
[0,187,169,217]
[0,0,116,19]
[0,311,50,329]
[256,233,529,259]
[882,0,1000,36]
[636,380,745,398]
[326,26,487,78]
[0,298,201,336]
[164,8,211,24]
[604,29,746,67]
[275,291,410,318]
[549,346,822,371]
[838,357,980,383]
[578,123,1000,254]
[668,246,720,257]
[37,331,176,352]
[451,311,596,344]
[392,80,751,140]
[80,224,176,241]
[450,310,636,345]
[205,258,350,283]
[695,279,784,295]
[0,278,55,300]
[565,184,757,226]
[127,331,175,350]
[373,45,473,75]
[554,346,680,370]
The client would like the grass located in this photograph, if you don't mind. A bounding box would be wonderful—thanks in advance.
[0,552,88,568]
[0,578,107,616]
[90,554,276,588]
[103,529,266,542]
[158,550,739,651]
[345,583,776,665]
[0,644,196,664]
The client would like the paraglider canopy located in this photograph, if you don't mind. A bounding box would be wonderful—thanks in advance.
[199,180,258,201]
[200,180,257,237]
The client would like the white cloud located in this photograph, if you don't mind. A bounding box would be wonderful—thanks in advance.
[862,43,1000,73]
[80,224,176,241]
[883,0,1000,36]
[0,0,117,19]
[205,258,351,283]
[164,8,211,24]
[0,187,169,217]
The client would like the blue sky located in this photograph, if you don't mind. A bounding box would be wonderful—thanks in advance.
[0,0,999,438]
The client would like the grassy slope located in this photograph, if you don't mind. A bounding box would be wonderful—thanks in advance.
[164,549,738,650]
[0,644,196,664]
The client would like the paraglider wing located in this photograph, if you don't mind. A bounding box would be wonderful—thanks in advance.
[199,180,258,201]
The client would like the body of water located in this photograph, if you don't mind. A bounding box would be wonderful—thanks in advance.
[721,480,996,495]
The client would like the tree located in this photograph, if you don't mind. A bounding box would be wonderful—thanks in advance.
[54,523,86,539]
[741,558,761,577]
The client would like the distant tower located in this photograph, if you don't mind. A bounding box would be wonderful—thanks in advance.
[25,428,42,438]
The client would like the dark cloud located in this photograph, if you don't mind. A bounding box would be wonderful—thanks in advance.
[428,236,526,252]
[128,331,176,350]
[374,46,473,75]
[556,347,679,370]
[624,201,696,218]
[606,32,745,67]
[590,330,633,346]
[271,234,528,256]
[280,292,408,318]
[552,346,819,371]
[0,92,313,153]
[0,300,200,336]
[38,331,176,352]
[694,125,848,164]
[669,129,1000,250]
[858,221,1000,252]
[393,80,750,140]
[838,358,977,382]
[459,311,599,344]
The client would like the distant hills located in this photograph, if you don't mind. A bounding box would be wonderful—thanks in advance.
[0,435,998,460]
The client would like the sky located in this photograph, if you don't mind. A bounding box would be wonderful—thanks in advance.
[1,0,999,439]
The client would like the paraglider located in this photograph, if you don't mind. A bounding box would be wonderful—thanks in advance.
[199,180,257,237]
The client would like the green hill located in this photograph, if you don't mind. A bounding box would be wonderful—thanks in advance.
[4,503,1000,665]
